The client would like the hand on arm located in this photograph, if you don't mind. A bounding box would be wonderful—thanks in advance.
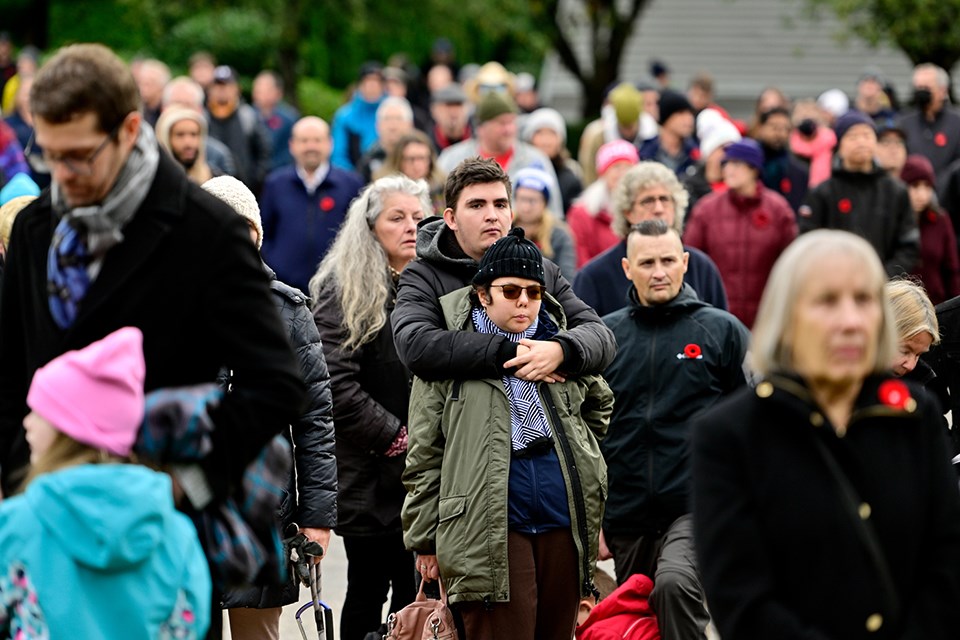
[504,339,566,382]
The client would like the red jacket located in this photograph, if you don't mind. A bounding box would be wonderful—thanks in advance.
[567,204,619,268]
[914,206,960,305]
[576,574,660,640]
[684,184,797,327]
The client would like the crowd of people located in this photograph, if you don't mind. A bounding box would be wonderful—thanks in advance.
[1,34,960,640]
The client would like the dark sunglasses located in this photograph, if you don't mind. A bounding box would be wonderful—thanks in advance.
[490,284,544,300]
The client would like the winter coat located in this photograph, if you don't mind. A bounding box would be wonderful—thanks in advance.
[0,464,211,639]
[313,274,412,536]
[222,266,337,609]
[760,145,810,212]
[575,574,660,640]
[684,184,797,327]
[402,286,613,605]
[799,160,919,276]
[206,101,272,191]
[331,93,383,171]
[259,164,364,293]
[573,240,728,319]
[913,206,960,305]
[692,374,960,640]
[638,136,699,179]
[0,152,305,499]
[392,217,616,382]
[566,181,619,267]
[922,297,960,460]
[602,284,748,535]
[899,106,960,179]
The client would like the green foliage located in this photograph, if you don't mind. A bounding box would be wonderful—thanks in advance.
[164,8,281,76]
[48,0,151,54]
[297,78,346,122]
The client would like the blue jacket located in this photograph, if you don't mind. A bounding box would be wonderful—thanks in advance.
[0,464,210,639]
[260,164,364,292]
[639,136,699,179]
[331,93,383,170]
[573,239,728,318]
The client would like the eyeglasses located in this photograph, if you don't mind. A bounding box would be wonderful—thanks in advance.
[490,284,544,300]
[635,194,674,210]
[26,122,122,176]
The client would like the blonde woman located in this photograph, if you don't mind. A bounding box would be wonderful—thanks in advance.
[692,230,960,640]
[885,278,940,381]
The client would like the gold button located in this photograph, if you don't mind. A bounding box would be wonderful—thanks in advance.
[810,412,824,427]
[756,382,774,398]
[904,398,917,413]
[866,613,883,632]
[858,502,872,520]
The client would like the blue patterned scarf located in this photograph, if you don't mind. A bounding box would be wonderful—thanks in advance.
[472,306,553,452]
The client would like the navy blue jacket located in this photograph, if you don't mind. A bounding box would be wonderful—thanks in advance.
[573,239,728,318]
[260,164,364,293]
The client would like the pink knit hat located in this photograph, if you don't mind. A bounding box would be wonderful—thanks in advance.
[27,327,146,457]
[596,139,639,176]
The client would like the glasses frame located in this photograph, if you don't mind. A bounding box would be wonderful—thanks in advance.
[634,194,675,211]
[489,284,544,301]
[26,121,123,177]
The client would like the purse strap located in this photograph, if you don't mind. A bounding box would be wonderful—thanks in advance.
[811,434,901,624]
[414,576,449,604]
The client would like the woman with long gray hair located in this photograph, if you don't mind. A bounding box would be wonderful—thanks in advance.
[310,174,429,640]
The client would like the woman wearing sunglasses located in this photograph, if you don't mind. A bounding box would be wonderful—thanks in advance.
[402,228,613,640]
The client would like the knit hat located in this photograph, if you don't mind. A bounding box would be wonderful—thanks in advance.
[475,90,519,125]
[722,139,764,172]
[658,90,693,126]
[26,327,145,457]
[608,83,643,127]
[901,154,936,186]
[817,89,850,119]
[833,109,876,143]
[521,107,566,144]
[0,172,41,205]
[513,167,553,203]
[596,139,639,176]
[698,112,742,159]
[202,176,264,249]
[473,227,545,286]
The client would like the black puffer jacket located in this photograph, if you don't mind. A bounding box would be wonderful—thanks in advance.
[222,265,337,609]
[313,275,411,536]
[392,218,617,381]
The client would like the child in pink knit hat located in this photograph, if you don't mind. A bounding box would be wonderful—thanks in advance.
[0,328,211,639]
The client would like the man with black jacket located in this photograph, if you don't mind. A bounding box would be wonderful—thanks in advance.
[601,219,748,640]
[392,157,616,384]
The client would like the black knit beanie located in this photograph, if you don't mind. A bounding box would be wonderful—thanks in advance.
[473,228,546,286]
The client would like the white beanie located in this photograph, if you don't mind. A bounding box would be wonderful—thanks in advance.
[817,89,850,119]
[201,176,264,249]
[521,107,567,144]
[700,119,742,160]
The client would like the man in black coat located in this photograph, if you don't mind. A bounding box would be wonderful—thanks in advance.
[0,46,304,637]
[392,156,616,383]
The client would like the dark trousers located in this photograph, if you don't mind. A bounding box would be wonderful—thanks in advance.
[341,532,417,640]
[456,529,579,640]
[607,514,709,640]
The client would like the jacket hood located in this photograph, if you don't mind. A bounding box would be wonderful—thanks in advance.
[627,282,708,319]
[25,464,173,571]
[416,217,479,270]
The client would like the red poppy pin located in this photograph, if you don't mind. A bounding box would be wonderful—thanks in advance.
[320,196,336,212]
[928,210,938,223]
[935,132,948,147]
[878,379,911,410]
[780,177,792,194]
[837,198,853,214]
[678,343,703,360]
[690,148,701,162]
[753,210,771,228]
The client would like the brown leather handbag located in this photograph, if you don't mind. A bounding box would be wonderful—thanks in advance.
[384,579,459,640]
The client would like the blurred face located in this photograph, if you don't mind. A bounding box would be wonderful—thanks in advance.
[892,331,934,377]
[757,113,791,151]
[24,411,59,464]
[136,67,167,109]
[208,81,239,108]
[531,127,562,159]
[602,160,633,191]
[431,101,468,137]
[478,276,543,333]
[252,75,281,111]
[838,124,877,170]
[477,113,517,155]
[358,75,384,102]
[913,67,945,111]
[377,104,413,150]
[289,119,332,172]
[168,119,202,168]
[722,160,757,192]
[857,78,884,102]
[399,142,432,180]
[35,111,138,208]
[758,88,788,114]
[626,184,676,229]
[374,192,425,271]
[621,231,688,306]
[190,59,215,88]
[688,86,710,112]
[427,65,453,93]
[385,78,407,98]
[443,182,513,261]
[908,181,934,213]
[876,132,907,174]
[787,254,882,388]
[513,187,548,225]
[663,111,694,139]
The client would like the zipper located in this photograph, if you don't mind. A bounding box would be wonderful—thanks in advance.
[540,383,593,596]
[646,327,657,507]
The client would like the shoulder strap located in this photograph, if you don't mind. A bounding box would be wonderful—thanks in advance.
[811,435,901,624]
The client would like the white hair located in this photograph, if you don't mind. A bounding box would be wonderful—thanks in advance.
[377,96,414,124]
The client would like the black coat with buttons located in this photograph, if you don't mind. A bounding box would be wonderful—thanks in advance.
[692,374,960,640]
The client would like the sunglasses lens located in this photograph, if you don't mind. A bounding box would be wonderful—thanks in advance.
[501,285,521,299]
[527,286,543,300]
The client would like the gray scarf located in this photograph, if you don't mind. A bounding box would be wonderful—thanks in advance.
[52,122,160,255]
